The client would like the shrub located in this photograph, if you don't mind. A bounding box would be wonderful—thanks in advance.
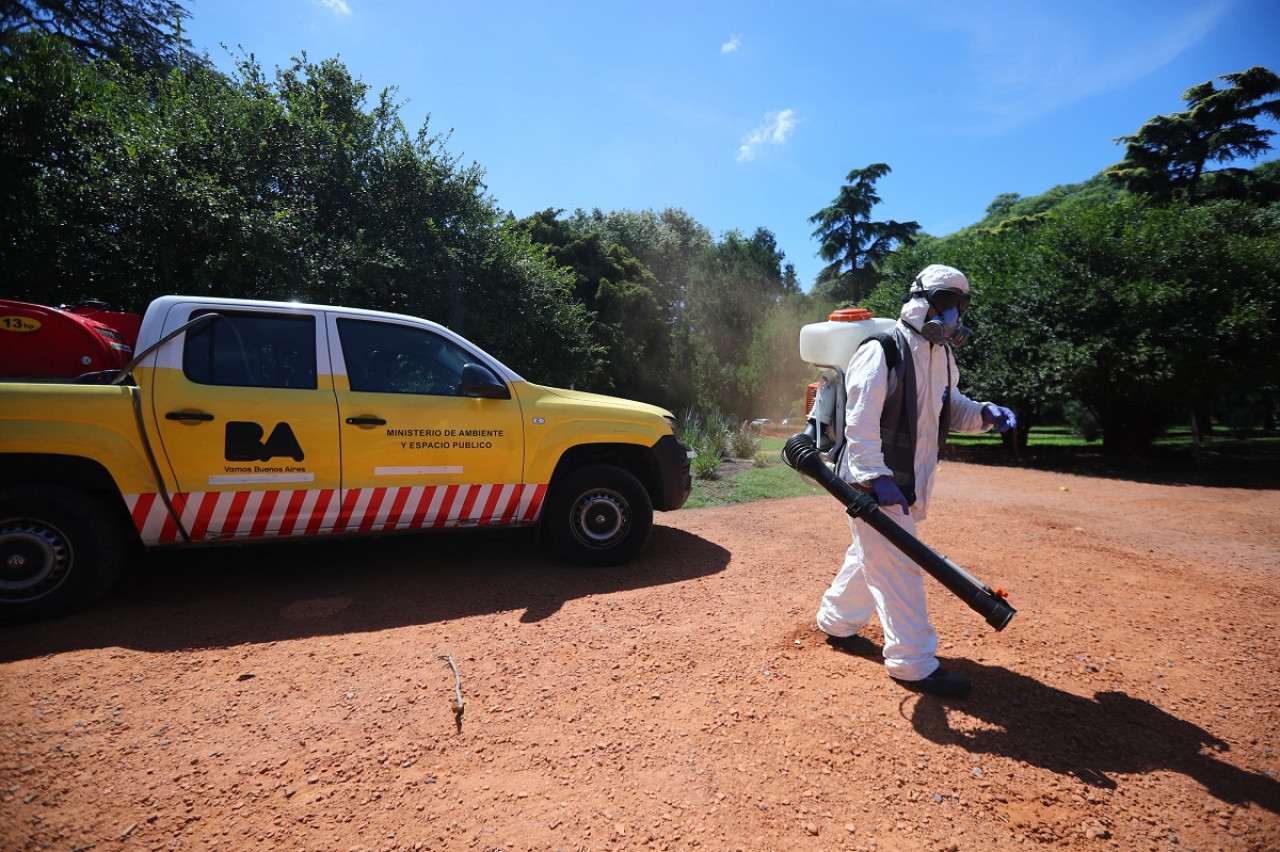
[676,407,703,450]
[729,425,760,459]
[692,451,723,480]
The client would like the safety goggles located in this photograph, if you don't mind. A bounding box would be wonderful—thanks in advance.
[926,288,971,314]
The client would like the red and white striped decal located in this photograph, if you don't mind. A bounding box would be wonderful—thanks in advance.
[123,483,548,545]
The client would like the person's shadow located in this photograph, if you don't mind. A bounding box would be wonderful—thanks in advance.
[907,659,1279,813]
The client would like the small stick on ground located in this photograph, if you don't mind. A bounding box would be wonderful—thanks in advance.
[437,653,464,732]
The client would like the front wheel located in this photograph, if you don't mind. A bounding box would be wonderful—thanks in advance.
[544,464,653,566]
[0,485,126,625]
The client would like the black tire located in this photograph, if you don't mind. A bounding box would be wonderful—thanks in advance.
[0,485,126,625]
[544,464,653,566]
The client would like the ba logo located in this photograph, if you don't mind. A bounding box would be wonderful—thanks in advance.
[225,421,305,462]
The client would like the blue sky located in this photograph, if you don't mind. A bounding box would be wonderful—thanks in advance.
[183,0,1280,289]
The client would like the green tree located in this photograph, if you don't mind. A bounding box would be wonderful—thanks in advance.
[744,291,828,421]
[683,228,791,418]
[983,193,1023,221]
[0,0,192,68]
[521,208,654,308]
[877,226,1074,453]
[222,55,598,387]
[592,277,669,403]
[964,176,1123,234]
[0,34,598,387]
[520,208,670,400]
[882,196,1280,457]
[567,206,713,322]
[809,163,920,303]
[565,207,714,410]
[1107,66,1280,202]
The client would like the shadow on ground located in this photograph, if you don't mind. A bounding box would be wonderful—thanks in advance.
[940,444,1280,489]
[907,659,1280,815]
[0,523,729,662]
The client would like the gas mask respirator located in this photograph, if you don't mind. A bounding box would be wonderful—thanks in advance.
[919,289,973,347]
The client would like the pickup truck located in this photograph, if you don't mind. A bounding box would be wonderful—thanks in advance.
[0,296,692,624]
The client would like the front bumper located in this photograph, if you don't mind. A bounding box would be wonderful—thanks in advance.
[652,433,692,511]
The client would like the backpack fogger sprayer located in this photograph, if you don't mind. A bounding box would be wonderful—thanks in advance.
[782,432,1015,631]
[790,309,1016,632]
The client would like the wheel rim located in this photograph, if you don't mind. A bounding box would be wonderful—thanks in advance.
[0,518,73,602]
[571,489,630,549]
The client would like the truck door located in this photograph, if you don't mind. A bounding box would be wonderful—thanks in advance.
[149,308,342,540]
[331,316,532,532]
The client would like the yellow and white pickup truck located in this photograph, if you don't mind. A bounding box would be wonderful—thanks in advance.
[0,296,692,624]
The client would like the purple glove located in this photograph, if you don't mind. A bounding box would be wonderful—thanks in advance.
[871,475,910,514]
[982,404,1017,433]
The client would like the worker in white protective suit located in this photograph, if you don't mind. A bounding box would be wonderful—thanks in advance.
[816,264,1017,698]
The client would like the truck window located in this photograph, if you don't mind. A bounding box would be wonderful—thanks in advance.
[338,318,472,396]
[183,311,317,390]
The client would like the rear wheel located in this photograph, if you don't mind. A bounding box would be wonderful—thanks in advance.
[0,485,125,625]
[544,464,653,566]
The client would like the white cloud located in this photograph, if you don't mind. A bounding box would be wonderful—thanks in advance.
[736,109,797,162]
[316,0,352,15]
[721,34,742,54]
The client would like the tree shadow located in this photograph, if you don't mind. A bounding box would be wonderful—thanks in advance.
[0,524,729,661]
[906,659,1280,813]
[941,440,1280,490]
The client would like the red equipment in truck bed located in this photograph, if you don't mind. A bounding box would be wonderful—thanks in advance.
[0,299,140,380]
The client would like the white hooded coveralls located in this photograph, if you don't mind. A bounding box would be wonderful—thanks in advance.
[815,297,992,680]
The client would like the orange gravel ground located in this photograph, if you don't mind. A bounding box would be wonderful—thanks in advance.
[2,460,1278,851]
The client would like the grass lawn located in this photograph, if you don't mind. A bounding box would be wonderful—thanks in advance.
[943,425,1280,486]
[684,427,1280,509]
[683,437,826,509]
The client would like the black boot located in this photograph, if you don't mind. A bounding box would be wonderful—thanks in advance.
[891,666,971,698]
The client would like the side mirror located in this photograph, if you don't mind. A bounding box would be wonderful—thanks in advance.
[460,363,511,399]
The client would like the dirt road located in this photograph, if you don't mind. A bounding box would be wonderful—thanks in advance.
[2,461,1278,851]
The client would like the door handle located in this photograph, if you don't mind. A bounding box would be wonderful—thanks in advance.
[345,416,387,426]
[165,411,215,422]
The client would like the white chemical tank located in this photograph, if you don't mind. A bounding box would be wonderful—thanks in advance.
[799,308,897,369]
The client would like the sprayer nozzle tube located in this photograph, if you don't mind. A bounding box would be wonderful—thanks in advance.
[781,433,1016,632]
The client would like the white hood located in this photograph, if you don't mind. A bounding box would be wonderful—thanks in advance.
[899,294,931,333]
